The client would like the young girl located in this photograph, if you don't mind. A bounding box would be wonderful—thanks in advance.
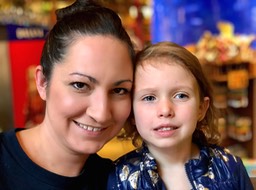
[108,42,253,190]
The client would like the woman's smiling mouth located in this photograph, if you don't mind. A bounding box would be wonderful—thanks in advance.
[74,120,104,132]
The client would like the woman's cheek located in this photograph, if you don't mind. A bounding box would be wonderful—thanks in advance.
[115,99,131,123]
[54,93,84,116]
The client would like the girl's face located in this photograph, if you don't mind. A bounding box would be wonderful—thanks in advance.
[133,61,209,150]
[37,36,133,154]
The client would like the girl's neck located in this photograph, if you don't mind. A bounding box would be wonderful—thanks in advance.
[147,143,199,190]
[147,142,199,167]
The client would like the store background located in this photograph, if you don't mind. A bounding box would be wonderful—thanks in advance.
[152,0,256,46]
[0,0,256,179]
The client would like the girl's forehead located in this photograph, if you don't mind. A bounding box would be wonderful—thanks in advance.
[137,58,186,72]
[135,60,197,84]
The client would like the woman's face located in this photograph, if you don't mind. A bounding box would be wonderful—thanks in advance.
[38,35,133,154]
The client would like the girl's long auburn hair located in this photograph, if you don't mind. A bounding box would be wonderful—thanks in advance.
[119,41,221,147]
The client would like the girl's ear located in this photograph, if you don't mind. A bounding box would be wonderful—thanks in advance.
[35,65,47,101]
[198,97,210,121]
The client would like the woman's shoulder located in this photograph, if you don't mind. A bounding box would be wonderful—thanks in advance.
[87,153,114,172]
[0,128,21,145]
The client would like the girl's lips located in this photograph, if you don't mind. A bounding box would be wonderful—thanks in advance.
[74,120,104,132]
[154,125,179,131]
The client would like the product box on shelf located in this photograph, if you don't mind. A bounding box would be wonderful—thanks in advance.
[243,158,256,177]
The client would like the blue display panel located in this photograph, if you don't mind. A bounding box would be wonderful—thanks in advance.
[151,0,256,45]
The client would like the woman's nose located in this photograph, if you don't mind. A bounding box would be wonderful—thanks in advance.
[87,94,112,124]
[157,99,174,118]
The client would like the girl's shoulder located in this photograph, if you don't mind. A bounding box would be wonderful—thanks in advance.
[205,145,239,159]
[114,145,156,168]
[114,148,145,166]
[199,144,244,167]
[109,146,161,190]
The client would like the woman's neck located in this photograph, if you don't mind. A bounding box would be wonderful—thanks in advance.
[16,126,89,177]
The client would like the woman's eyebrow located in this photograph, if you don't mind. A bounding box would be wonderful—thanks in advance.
[70,72,133,86]
[114,80,133,86]
[70,72,97,84]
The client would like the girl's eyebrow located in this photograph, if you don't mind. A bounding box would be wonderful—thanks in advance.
[70,72,133,86]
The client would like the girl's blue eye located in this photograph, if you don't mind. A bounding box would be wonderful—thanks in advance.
[142,96,155,101]
[175,93,188,99]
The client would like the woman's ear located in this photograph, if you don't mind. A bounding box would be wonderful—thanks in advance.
[35,65,47,101]
[198,97,210,121]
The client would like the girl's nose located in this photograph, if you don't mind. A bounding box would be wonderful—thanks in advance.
[157,99,174,118]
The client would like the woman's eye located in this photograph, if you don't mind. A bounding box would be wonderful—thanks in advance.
[71,82,88,90]
[113,88,129,95]
[142,95,155,102]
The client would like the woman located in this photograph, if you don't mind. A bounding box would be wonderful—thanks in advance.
[0,0,135,189]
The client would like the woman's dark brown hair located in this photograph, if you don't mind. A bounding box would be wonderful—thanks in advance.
[40,0,135,83]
